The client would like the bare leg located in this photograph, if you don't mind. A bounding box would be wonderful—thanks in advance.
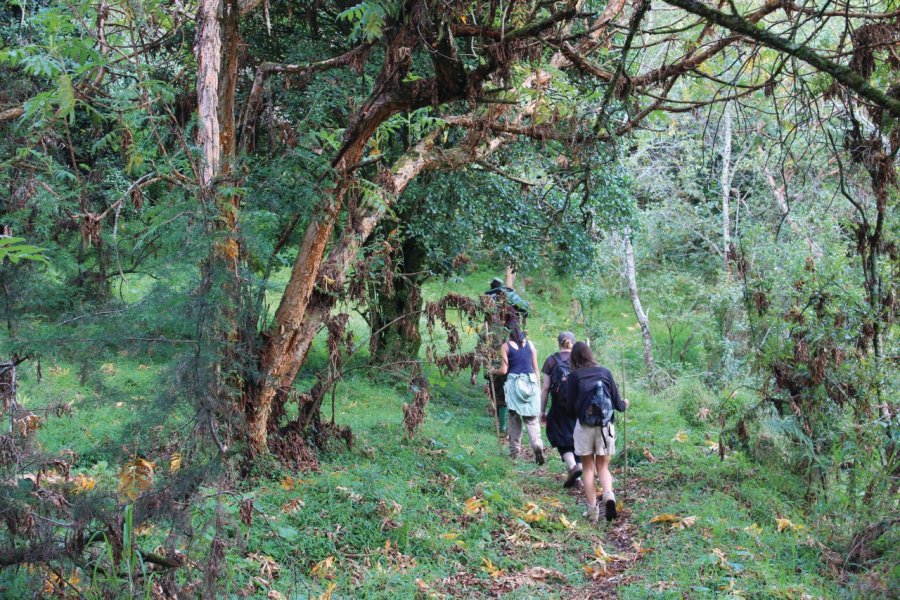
[581,454,597,521]
[596,454,617,521]
[596,455,613,496]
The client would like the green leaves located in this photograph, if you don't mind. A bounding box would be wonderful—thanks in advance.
[337,1,393,42]
[0,237,50,265]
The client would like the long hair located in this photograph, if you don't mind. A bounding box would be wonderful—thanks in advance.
[504,312,526,346]
[570,341,598,370]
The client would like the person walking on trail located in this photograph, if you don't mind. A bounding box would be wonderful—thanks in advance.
[541,332,582,489]
[565,342,628,523]
[482,278,529,434]
[484,277,530,324]
[491,314,545,464]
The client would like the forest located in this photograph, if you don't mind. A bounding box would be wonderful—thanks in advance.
[0,0,897,597]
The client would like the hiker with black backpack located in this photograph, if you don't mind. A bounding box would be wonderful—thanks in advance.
[540,332,582,489]
[491,313,545,464]
[565,342,629,524]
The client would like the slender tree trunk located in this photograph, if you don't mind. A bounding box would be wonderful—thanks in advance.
[720,104,733,277]
[623,227,657,379]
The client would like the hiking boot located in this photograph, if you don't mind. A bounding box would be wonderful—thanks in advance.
[603,491,617,522]
[534,446,545,466]
[582,502,599,524]
[573,477,584,491]
[563,464,583,489]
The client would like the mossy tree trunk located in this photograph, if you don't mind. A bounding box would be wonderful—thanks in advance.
[369,235,427,364]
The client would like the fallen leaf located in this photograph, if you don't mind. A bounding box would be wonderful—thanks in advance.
[72,474,96,493]
[697,407,712,421]
[649,514,680,524]
[672,431,689,443]
[712,547,729,568]
[481,557,504,579]
[463,496,485,515]
[672,515,697,529]
[118,457,155,500]
[315,582,336,600]
[541,496,563,509]
[440,532,460,540]
[511,502,547,523]
[310,556,335,579]
[280,497,305,513]
[642,448,657,462]
[744,523,762,536]
[522,566,564,582]
[558,514,576,529]
[169,452,183,473]
[776,517,804,533]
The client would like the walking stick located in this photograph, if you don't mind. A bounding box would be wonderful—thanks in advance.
[486,372,503,446]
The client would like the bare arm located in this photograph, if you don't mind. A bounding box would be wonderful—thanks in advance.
[530,341,541,388]
[493,343,509,376]
[540,370,551,415]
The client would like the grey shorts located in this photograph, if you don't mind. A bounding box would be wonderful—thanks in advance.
[574,422,616,456]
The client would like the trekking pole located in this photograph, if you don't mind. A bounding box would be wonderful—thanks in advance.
[621,348,628,512]
[486,372,503,446]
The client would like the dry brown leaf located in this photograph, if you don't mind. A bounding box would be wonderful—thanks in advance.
[72,474,96,493]
[776,517,804,533]
[169,452,183,473]
[649,513,680,524]
[280,497,305,513]
[463,496,485,515]
[118,457,155,500]
[672,515,697,529]
[558,514,576,529]
[481,557,504,579]
[310,556,335,579]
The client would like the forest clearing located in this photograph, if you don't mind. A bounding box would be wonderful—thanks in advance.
[0,0,897,598]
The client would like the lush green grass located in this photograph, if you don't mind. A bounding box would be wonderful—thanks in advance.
[8,266,847,598]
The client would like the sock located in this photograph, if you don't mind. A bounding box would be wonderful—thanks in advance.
[562,452,577,470]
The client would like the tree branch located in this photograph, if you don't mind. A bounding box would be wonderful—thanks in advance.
[661,0,900,117]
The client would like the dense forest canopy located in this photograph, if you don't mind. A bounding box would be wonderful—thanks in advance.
[0,0,896,596]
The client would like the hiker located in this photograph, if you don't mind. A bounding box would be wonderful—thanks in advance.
[565,341,628,523]
[540,331,582,489]
[484,277,529,324]
[482,277,529,434]
[491,314,545,464]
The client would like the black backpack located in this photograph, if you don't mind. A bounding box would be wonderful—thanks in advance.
[548,352,570,397]
[582,380,614,428]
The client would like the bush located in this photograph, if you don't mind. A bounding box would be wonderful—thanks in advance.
[669,378,716,428]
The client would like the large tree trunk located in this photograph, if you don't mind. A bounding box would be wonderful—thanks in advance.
[249,135,506,451]
[623,226,658,380]
[369,234,427,364]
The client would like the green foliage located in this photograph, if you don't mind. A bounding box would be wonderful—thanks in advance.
[0,236,49,264]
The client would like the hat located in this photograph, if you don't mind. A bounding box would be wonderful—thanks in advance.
[557,331,576,346]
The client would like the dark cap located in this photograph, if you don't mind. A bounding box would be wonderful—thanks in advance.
[558,331,576,347]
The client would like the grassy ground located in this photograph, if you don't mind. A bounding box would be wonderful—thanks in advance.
[10,267,844,598]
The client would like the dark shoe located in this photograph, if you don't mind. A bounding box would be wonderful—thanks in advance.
[563,465,583,488]
[603,492,618,522]
[534,446,545,466]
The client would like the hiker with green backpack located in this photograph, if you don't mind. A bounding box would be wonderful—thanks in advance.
[540,332,583,490]
[565,341,629,524]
